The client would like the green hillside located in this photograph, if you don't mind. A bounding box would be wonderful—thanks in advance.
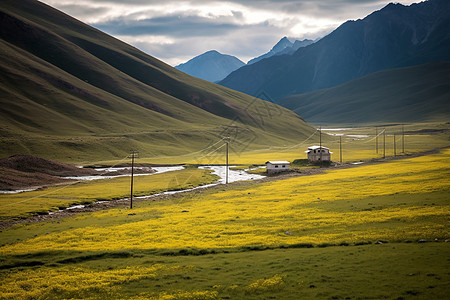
[0,0,315,163]
[279,62,450,124]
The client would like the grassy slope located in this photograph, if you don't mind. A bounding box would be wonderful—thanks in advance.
[0,0,315,163]
[279,62,450,124]
[0,148,448,299]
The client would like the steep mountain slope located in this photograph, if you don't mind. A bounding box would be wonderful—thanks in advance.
[279,62,450,123]
[175,50,245,82]
[220,0,450,100]
[247,37,313,65]
[0,0,315,163]
[277,39,314,56]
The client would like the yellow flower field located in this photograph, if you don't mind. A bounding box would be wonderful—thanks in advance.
[0,168,218,220]
[1,149,448,254]
[0,264,192,300]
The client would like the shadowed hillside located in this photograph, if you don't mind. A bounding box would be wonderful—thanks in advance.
[220,0,450,100]
[279,62,450,123]
[0,0,315,163]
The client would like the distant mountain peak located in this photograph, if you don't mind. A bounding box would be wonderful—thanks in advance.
[247,37,313,65]
[202,50,220,55]
[175,50,245,82]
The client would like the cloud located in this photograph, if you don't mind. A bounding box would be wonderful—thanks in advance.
[116,21,288,66]
[95,14,243,37]
[40,0,421,65]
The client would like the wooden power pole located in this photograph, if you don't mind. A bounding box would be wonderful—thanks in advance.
[402,124,405,154]
[319,126,323,165]
[225,137,229,184]
[339,135,342,163]
[376,127,378,154]
[130,151,138,209]
[394,134,397,157]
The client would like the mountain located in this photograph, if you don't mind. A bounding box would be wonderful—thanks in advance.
[278,39,315,56]
[247,37,313,65]
[220,0,450,101]
[0,0,315,163]
[278,62,450,123]
[175,50,245,82]
[176,38,314,82]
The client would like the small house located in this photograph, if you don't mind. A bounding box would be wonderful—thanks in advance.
[305,146,332,162]
[265,161,290,174]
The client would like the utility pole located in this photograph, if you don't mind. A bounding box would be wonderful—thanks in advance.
[402,124,405,154]
[339,135,342,163]
[129,151,138,209]
[376,127,378,154]
[225,137,229,184]
[319,126,322,165]
[383,129,386,159]
[394,134,397,157]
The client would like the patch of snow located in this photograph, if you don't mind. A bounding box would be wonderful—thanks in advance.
[65,205,85,210]
[64,166,185,180]
[153,166,185,174]
[0,188,37,194]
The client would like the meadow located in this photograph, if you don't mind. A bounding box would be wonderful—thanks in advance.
[94,122,450,165]
[0,168,219,221]
[0,142,448,299]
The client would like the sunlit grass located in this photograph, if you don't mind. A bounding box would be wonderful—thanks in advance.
[0,168,218,220]
[0,145,448,299]
[0,264,191,300]
[1,148,448,254]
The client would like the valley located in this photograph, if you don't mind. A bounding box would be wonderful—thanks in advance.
[1,0,449,299]
[0,129,448,299]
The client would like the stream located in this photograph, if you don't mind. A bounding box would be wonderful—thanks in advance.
[42,165,265,213]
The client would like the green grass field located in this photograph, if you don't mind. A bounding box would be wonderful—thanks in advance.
[0,168,218,221]
[0,244,447,299]
[93,122,449,166]
[1,142,448,299]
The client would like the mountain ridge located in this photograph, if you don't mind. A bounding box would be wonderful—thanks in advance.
[0,0,315,162]
[219,0,450,100]
[247,37,314,65]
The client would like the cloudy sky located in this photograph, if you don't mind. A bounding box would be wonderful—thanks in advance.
[40,0,420,66]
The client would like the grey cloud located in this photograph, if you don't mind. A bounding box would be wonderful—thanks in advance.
[48,3,109,18]
[263,0,394,19]
[93,14,248,37]
[40,0,417,66]
[131,23,289,65]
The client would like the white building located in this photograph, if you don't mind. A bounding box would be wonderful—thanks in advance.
[265,161,290,174]
[305,146,332,162]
